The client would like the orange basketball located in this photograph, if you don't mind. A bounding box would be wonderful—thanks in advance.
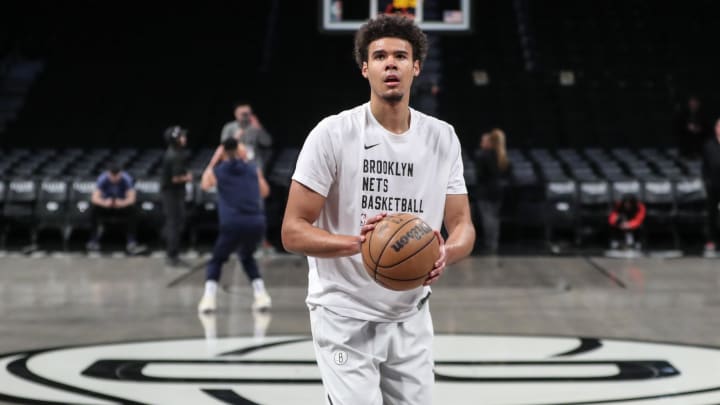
[361,213,439,291]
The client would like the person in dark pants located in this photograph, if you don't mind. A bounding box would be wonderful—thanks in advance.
[701,118,720,256]
[198,137,271,313]
[86,163,145,255]
[474,129,510,255]
[673,95,710,159]
[160,126,192,267]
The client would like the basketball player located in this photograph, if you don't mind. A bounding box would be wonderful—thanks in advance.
[197,138,272,313]
[281,15,475,405]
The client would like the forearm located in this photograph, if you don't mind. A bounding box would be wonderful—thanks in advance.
[206,145,224,170]
[443,221,475,265]
[201,169,216,191]
[282,218,361,258]
[116,197,135,207]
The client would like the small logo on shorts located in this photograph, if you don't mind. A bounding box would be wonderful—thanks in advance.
[333,350,348,365]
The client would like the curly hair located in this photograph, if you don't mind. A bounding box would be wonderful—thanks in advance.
[353,14,428,70]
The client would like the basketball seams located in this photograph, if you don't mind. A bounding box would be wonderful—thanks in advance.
[375,271,428,282]
[378,233,438,268]
[375,236,437,282]
[366,228,379,280]
[374,215,419,274]
[361,214,436,290]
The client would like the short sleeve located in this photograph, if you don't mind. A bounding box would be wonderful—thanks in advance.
[291,119,337,197]
[447,128,468,195]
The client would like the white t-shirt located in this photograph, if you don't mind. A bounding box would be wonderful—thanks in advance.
[292,103,467,322]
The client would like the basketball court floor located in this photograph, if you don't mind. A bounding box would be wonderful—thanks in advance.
[0,250,719,404]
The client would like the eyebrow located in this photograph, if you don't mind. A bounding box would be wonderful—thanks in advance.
[371,49,409,57]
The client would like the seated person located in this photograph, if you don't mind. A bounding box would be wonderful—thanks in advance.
[608,194,646,250]
[86,164,145,255]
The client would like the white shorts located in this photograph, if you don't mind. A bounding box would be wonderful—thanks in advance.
[309,303,434,405]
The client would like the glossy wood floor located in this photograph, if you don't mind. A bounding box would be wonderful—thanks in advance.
[0,250,719,404]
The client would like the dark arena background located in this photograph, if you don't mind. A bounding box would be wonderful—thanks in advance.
[1,1,720,405]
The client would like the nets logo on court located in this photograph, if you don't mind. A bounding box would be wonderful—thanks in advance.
[1,334,720,404]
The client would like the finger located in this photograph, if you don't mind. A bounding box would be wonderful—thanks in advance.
[433,229,446,245]
[368,213,387,224]
[434,249,447,268]
[423,273,440,286]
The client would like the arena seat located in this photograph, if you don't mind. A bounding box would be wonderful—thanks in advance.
[610,179,641,201]
[266,148,300,188]
[65,177,96,242]
[2,178,37,250]
[673,177,707,248]
[544,179,579,247]
[35,178,70,249]
[133,177,164,240]
[576,180,611,245]
[641,178,678,249]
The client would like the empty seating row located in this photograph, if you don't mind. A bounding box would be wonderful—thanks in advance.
[0,147,217,179]
[498,147,700,184]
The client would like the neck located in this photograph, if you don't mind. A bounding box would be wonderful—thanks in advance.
[369,97,411,134]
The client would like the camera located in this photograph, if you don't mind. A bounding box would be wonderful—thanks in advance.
[239,112,251,129]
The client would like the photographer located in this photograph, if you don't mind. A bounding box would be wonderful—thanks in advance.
[220,101,273,170]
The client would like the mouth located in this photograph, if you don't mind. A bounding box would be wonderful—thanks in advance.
[384,74,400,87]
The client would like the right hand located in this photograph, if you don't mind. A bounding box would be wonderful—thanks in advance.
[359,212,388,246]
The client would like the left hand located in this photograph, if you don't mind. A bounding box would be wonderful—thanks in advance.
[424,230,447,286]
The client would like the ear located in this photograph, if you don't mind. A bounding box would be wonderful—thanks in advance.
[361,61,368,79]
[413,60,420,77]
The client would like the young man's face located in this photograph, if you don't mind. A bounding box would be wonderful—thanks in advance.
[362,37,420,104]
[715,119,720,138]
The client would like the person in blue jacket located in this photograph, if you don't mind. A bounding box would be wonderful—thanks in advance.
[197,137,271,313]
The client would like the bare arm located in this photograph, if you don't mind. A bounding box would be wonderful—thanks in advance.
[201,168,216,191]
[91,189,109,206]
[442,194,476,265]
[206,145,225,171]
[281,180,364,257]
[423,193,475,285]
[115,189,136,207]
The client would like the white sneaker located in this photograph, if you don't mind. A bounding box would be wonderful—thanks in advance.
[252,290,272,311]
[198,312,217,339]
[198,294,217,313]
[252,310,272,339]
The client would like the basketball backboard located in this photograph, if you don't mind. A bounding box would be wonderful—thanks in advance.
[320,0,472,32]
